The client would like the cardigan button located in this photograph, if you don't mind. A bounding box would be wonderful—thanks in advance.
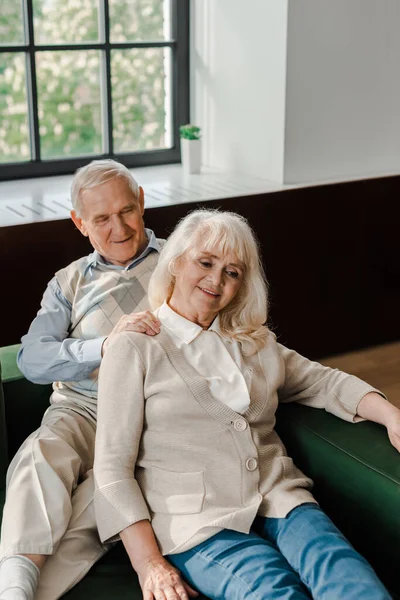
[234,419,247,431]
[246,458,258,471]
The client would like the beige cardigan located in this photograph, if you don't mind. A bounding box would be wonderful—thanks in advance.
[94,328,379,555]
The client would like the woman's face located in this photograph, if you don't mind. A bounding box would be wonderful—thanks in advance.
[170,246,245,325]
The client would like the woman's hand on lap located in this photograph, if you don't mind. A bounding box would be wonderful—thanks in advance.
[138,556,199,600]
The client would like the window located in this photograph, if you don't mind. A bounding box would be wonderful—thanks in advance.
[0,0,189,180]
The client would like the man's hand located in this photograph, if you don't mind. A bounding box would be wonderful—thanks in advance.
[138,556,199,600]
[102,311,161,355]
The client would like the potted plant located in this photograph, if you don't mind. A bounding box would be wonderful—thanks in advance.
[179,124,201,174]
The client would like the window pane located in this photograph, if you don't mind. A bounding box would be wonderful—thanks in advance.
[33,0,100,44]
[36,50,102,159]
[112,47,171,153]
[0,53,30,163]
[109,0,170,42]
[0,1,25,45]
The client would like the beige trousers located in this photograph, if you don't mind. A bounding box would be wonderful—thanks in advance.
[0,404,109,599]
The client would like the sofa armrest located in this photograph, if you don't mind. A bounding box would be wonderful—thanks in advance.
[0,344,52,461]
[0,356,9,489]
[276,402,400,597]
[0,344,24,488]
[0,344,23,384]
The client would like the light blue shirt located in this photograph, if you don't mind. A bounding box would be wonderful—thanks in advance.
[17,229,160,384]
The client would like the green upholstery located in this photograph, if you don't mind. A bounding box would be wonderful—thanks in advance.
[0,345,52,460]
[0,345,399,598]
[276,403,400,597]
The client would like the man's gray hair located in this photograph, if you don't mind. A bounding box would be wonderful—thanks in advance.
[71,159,140,216]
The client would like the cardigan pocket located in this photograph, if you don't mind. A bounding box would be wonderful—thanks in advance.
[147,466,205,515]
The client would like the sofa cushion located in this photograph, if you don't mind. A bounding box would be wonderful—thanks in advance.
[0,487,203,599]
[63,544,142,599]
[63,540,210,599]
[276,402,400,597]
[1,343,397,598]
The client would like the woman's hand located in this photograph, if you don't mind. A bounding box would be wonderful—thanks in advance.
[119,521,197,600]
[102,310,161,355]
[138,556,199,600]
[386,412,400,452]
[357,392,400,452]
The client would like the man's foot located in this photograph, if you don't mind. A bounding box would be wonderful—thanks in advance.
[0,556,39,600]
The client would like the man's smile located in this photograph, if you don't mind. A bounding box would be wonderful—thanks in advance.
[112,236,133,245]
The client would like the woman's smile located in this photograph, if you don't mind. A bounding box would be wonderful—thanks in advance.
[169,248,244,329]
[198,286,221,298]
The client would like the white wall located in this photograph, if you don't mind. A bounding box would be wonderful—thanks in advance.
[284,0,400,183]
[190,0,288,182]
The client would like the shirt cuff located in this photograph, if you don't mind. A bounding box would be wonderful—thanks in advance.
[81,337,107,365]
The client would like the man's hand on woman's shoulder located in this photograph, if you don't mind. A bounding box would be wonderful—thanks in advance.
[101,311,161,356]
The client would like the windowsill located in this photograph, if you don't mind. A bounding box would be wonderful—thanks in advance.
[1,163,397,228]
[0,164,291,227]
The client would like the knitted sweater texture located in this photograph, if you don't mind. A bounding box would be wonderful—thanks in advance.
[94,327,380,555]
[49,245,162,418]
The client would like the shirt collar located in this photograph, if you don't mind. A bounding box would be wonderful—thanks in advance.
[84,228,159,275]
[157,301,222,345]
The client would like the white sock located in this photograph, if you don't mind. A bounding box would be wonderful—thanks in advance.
[0,556,40,600]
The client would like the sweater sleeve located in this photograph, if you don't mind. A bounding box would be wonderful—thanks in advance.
[94,332,151,543]
[277,342,385,422]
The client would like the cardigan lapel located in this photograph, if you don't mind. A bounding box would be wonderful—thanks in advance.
[155,329,268,426]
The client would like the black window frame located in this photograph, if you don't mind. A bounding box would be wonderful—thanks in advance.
[0,0,189,181]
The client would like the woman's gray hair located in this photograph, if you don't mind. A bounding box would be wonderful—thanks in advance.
[148,209,269,354]
[71,159,140,216]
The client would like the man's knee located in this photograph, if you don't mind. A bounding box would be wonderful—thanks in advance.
[7,429,77,493]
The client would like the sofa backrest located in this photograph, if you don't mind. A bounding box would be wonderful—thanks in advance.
[1,175,400,359]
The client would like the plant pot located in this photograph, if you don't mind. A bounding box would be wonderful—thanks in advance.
[180,138,201,174]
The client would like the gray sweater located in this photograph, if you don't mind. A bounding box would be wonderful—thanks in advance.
[94,328,379,555]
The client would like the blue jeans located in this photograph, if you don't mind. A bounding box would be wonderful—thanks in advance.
[168,504,391,600]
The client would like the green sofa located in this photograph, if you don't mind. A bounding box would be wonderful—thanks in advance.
[0,344,399,599]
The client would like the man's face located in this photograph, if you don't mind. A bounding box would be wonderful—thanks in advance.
[71,177,147,266]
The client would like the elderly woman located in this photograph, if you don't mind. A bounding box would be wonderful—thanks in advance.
[94,209,399,600]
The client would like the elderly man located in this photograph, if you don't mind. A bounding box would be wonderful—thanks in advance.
[0,159,163,600]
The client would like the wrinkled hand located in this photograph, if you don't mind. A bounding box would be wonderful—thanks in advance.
[102,311,161,355]
[386,411,400,452]
[138,556,199,600]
